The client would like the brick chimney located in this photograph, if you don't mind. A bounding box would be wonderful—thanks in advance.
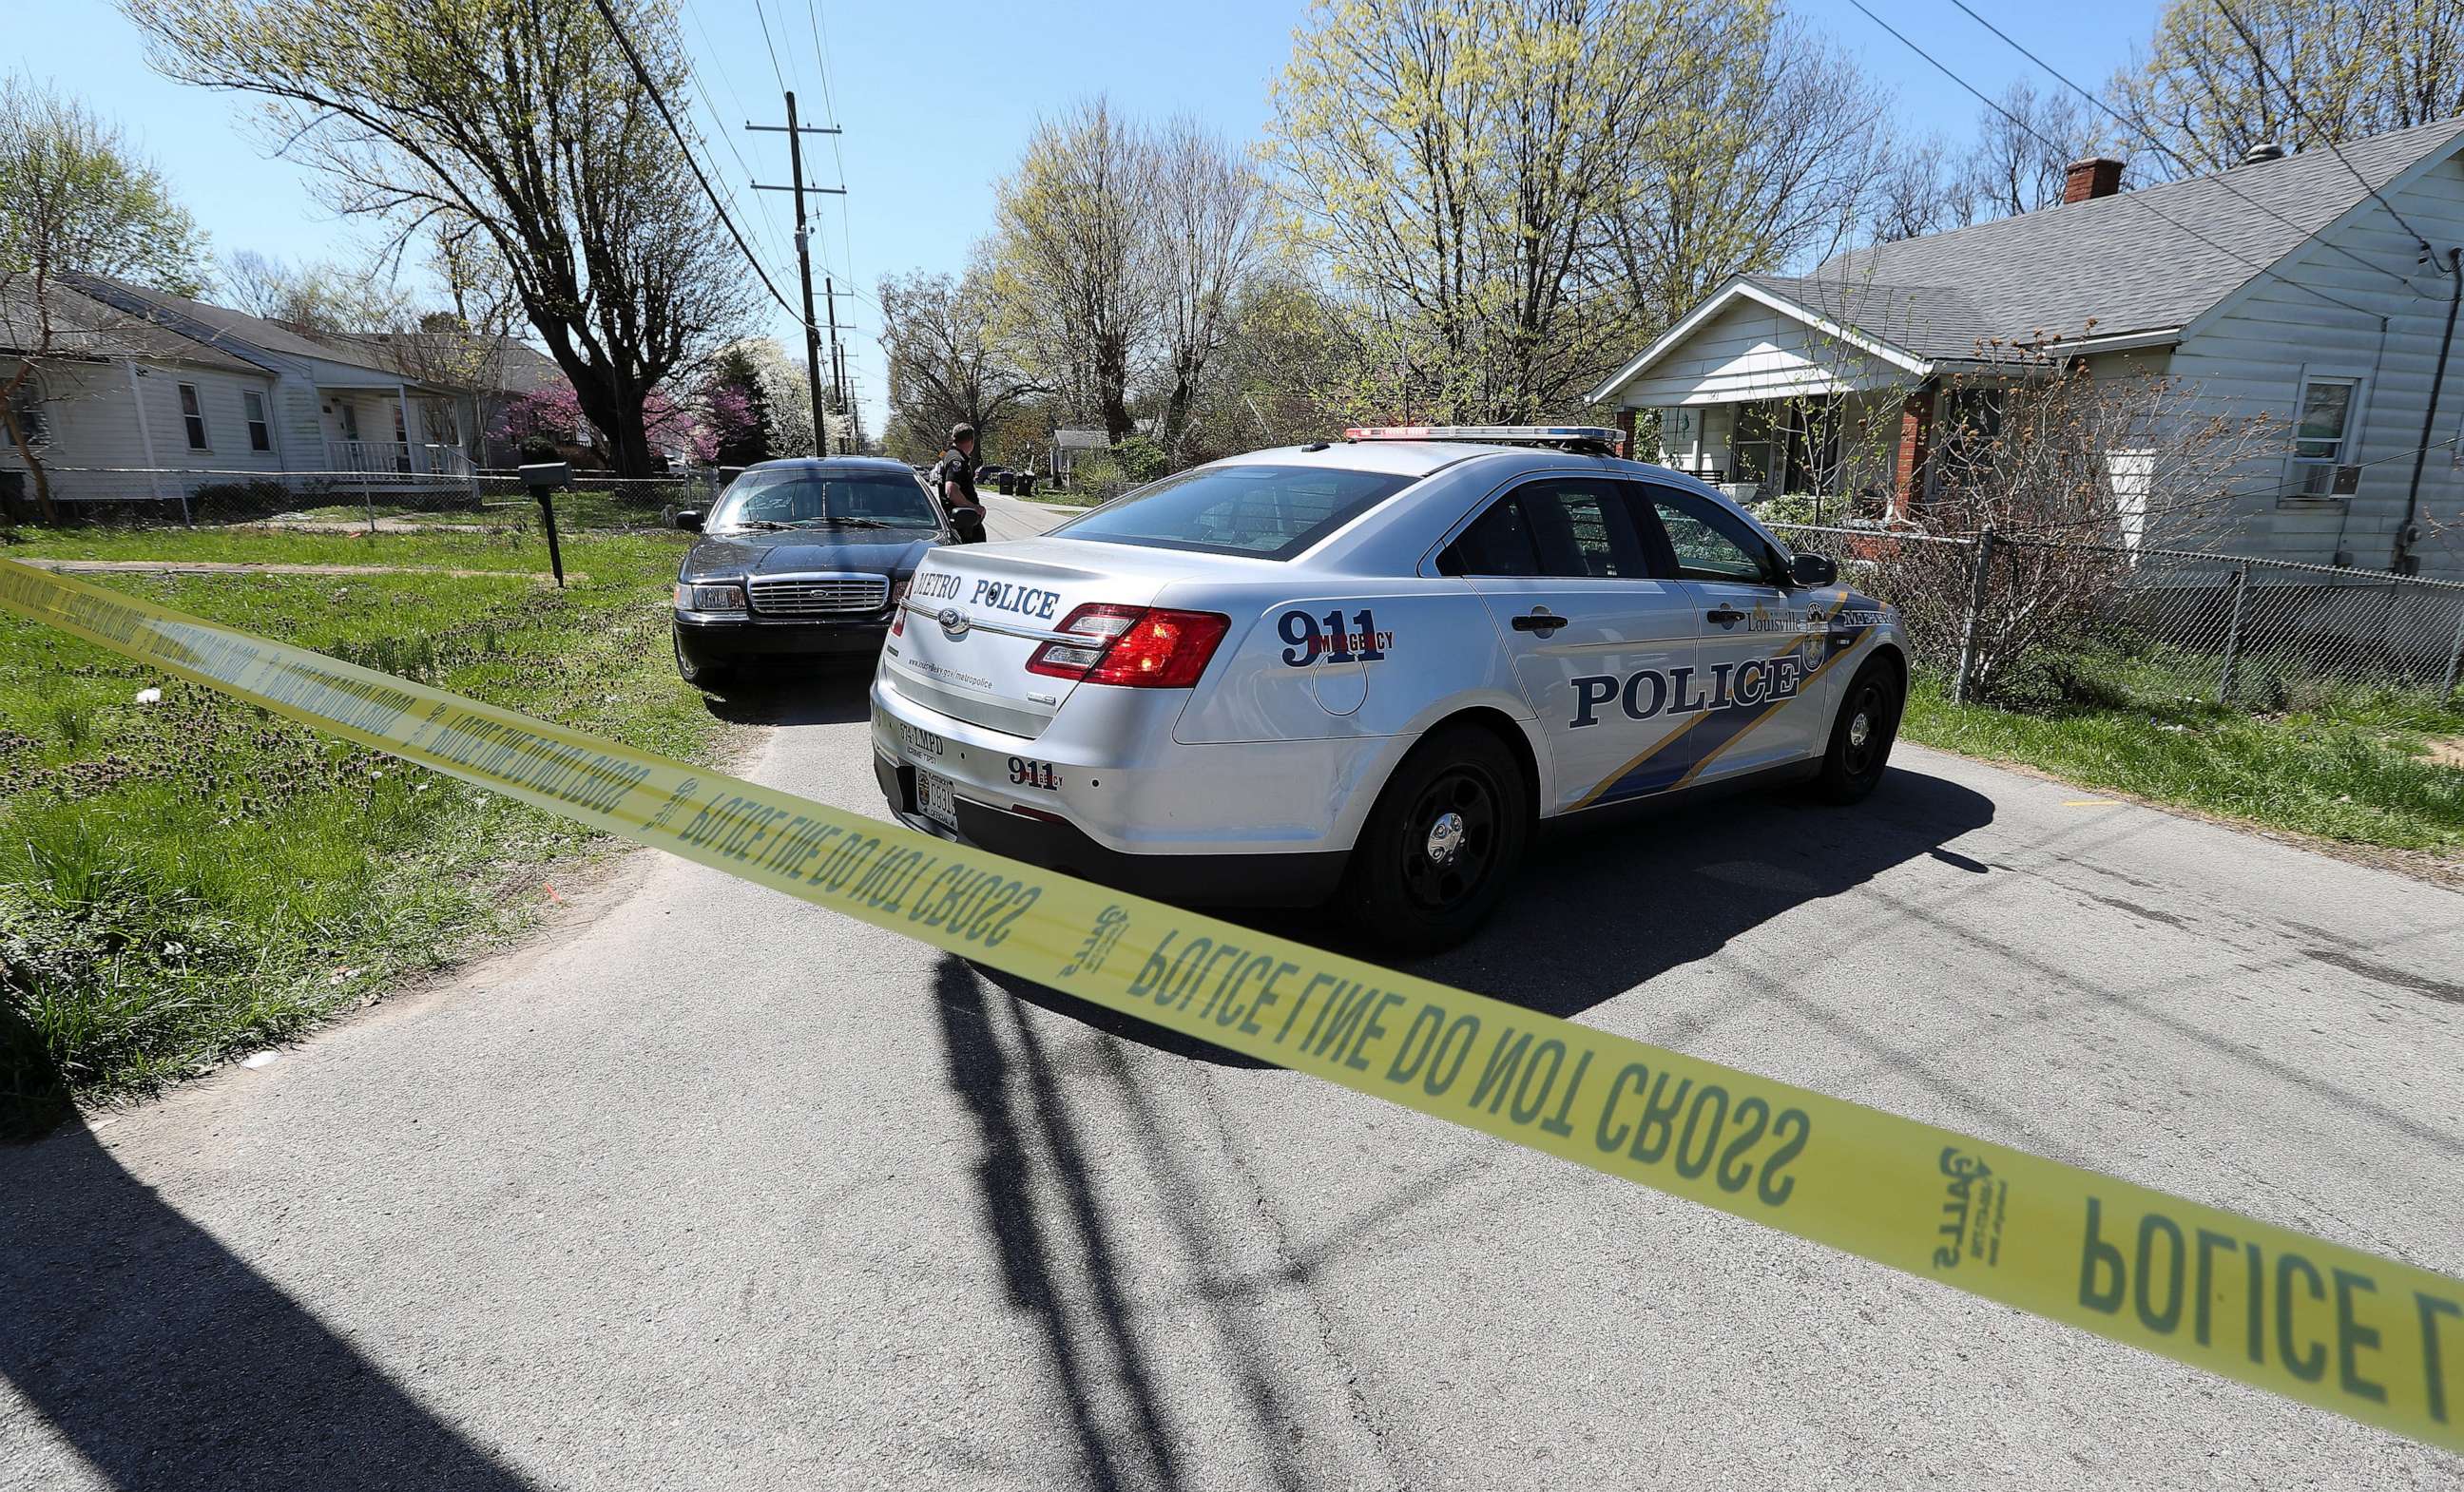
[2063,157,2125,204]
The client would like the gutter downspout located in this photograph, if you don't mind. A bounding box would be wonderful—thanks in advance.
[124,359,171,515]
[2397,246,2462,573]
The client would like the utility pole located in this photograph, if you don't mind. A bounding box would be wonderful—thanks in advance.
[822,276,844,453]
[746,95,843,456]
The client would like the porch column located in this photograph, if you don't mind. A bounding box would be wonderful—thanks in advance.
[397,383,424,474]
[1892,385,1934,522]
[1614,407,1637,460]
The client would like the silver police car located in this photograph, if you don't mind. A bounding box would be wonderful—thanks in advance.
[872,427,1908,951]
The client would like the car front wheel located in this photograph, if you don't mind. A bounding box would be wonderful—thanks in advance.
[1340,723,1531,955]
[1812,656,1900,803]
[672,625,731,691]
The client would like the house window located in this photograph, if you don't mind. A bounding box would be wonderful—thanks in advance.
[177,382,209,450]
[4,378,47,447]
[2291,373,2360,496]
[243,390,272,452]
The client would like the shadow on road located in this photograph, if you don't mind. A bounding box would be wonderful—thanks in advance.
[692,659,876,727]
[932,956,1184,1491]
[994,763,1996,1068]
[0,1110,532,1491]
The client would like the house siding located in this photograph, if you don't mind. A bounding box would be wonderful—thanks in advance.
[1620,296,1910,406]
[0,356,284,503]
[2167,152,2464,577]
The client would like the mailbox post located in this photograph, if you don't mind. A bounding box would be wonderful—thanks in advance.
[518,462,571,589]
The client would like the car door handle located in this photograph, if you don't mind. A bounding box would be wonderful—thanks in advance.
[1511,609,1567,633]
[1705,605,1745,625]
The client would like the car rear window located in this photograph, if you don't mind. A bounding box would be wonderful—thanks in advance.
[1050,464,1413,560]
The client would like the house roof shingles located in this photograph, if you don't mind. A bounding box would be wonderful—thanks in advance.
[1785,115,2464,362]
[0,281,267,374]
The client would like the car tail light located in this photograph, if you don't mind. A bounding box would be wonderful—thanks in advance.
[1027,603,1230,688]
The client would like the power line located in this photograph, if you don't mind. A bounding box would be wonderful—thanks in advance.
[581,0,823,342]
[677,1,799,272]
[2211,0,2440,258]
[1843,0,2383,322]
[1944,0,2416,295]
[749,0,790,94]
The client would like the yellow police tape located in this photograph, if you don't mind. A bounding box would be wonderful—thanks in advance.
[6,556,2460,1454]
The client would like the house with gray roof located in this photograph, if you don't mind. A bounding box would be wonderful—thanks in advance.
[2,271,571,515]
[1589,116,2464,578]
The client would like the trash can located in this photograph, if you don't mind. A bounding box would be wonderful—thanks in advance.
[996,472,1016,496]
[1015,472,1036,498]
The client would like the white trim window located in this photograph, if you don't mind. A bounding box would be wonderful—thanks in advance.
[177,381,209,450]
[2290,373,2362,497]
[243,390,272,452]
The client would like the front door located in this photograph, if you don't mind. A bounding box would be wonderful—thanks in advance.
[1633,484,1837,784]
[1437,475,1698,813]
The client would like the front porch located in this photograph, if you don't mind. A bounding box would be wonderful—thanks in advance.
[1642,389,1924,526]
[317,383,478,488]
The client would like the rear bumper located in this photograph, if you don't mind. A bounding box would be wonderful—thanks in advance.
[873,752,1348,909]
[673,615,889,665]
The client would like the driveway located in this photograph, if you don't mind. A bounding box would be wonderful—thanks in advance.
[4,492,2459,1489]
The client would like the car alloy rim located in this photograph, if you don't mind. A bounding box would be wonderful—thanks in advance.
[1842,683,1885,775]
[1399,766,1500,912]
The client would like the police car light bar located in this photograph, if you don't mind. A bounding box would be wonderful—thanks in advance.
[1342,425,1627,453]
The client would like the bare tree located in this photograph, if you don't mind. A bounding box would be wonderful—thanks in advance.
[122,0,757,475]
[0,75,209,521]
[1866,134,1973,243]
[1871,339,2281,699]
[992,98,1154,443]
[880,258,1045,460]
[1613,12,1889,333]
[1146,119,1269,457]
[1960,81,2103,220]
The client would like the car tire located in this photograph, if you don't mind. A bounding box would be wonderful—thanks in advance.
[1812,656,1901,804]
[673,626,730,691]
[1339,723,1531,955]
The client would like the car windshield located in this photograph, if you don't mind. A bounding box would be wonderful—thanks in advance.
[1051,464,1412,560]
[709,469,939,531]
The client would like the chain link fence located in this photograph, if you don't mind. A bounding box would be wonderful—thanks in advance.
[0,467,742,531]
[1770,522,2464,712]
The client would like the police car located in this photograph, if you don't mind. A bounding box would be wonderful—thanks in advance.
[871,427,1906,951]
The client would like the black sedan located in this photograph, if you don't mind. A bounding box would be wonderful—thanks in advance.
[670,457,949,687]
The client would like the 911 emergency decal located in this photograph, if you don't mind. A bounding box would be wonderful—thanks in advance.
[1278,608,1393,666]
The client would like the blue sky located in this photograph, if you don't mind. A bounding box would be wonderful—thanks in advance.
[19,0,2158,437]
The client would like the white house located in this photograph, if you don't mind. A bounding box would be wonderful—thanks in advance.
[1589,116,2464,580]
[1,273,561,516]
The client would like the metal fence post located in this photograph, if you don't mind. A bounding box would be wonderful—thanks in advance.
[2440,600,2464,702]
[2216,564,2250,704]
[1952,525,1996,704]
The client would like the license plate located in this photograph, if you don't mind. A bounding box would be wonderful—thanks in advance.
[915,768,958,830]
[896,720,947,762]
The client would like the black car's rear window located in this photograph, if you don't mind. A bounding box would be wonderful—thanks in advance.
[1051,465,1412,560]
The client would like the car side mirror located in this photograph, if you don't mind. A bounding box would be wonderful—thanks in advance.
[1791,552,1838,588]
[674,509,703,533]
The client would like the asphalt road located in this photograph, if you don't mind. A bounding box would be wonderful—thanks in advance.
[5,491,2461,1490]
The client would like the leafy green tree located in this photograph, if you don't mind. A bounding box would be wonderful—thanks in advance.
[0,75,209,521]
[120,0,757,476]
[704,343,777,467]
[2111,0,2464,176]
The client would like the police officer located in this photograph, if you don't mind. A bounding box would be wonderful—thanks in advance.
[933,424,987,544]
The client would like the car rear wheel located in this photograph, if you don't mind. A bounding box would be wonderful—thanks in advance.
[673,625,730,691]
[1812,657,1900,804]
[1341,724,1531,955]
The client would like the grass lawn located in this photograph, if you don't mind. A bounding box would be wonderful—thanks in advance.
[1022,488,1110,509]
[0,521,716,1138]
[1902,676,2464,855]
